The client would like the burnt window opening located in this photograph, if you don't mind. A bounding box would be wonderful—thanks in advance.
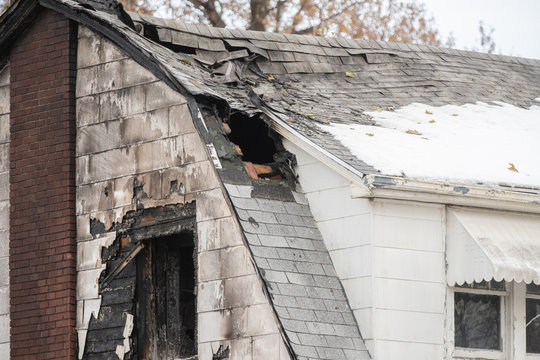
[136,232,197,360]
[226,112,296,184]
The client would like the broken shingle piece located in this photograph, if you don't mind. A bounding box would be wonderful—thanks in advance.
[283,62,314,74]
[215,49,250,63]
[249,39,280,51]
[268,50,296,62]
[193,49,230,65]
[310,62,336,73]
[170,31,199,48]
[256,60,288,74]
[156,27,171,43]
[225,39,269,58]
[197,37,226,51]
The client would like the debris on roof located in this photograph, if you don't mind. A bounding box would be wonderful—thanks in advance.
[125,9,540,190]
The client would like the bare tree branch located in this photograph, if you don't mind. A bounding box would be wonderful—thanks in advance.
[291,0,360,35]
[249,0,269,31]
[273,0,286,32]
[186,0,226,27]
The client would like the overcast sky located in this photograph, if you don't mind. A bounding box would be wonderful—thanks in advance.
[422,0,540,59]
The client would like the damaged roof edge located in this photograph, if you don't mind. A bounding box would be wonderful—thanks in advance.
[355,174,540,214]
[252,98,369,185]
[39,0,226,105]
[253,98,540,213]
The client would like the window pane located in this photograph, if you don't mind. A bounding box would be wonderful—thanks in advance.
[527,283,540,296]
[454,293,501,350]
[526,298,540,353]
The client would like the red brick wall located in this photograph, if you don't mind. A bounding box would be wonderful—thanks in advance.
[9,8,77,358]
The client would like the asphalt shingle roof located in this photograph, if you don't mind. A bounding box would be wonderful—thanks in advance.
[225,184,369,360]
[6,2,540,358]
[127,10,540,183]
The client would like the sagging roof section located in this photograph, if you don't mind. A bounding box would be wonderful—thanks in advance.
[128,9,540,191]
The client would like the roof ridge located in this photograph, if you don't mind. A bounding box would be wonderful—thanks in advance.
[129,11,540,66]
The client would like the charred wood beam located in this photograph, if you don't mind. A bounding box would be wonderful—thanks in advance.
[101,242,145,288]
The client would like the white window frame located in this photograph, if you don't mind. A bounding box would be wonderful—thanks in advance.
[446,282,540,360]
[446,283,510,360]
[525,284,540,360]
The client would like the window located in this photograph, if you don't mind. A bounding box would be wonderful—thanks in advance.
[527,284,540,355]
[455,292,501,350]
[453,281,506,355]
[449,281,540,360]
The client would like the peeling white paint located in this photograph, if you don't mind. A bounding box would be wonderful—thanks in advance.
[207,144,222,169]
[115,344,125,360]
[122,313,134,354]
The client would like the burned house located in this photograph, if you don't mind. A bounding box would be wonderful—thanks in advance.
[1,0,540,359]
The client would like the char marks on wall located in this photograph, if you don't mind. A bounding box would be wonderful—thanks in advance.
[83,203,197,360]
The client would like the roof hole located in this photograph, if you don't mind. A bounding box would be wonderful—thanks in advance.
[226,112,296,184]
[228,112,276,163]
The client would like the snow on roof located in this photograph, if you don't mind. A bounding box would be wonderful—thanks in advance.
[321,100,540,188]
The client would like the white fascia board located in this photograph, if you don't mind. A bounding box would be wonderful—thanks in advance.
[263,110,540,214]
[358,174,540,214]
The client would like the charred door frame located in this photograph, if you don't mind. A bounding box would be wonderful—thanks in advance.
[135,233,197,359]
[123,203,198,360]
[84,202,197,360]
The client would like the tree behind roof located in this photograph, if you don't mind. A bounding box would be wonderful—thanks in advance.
[0,0,497,51]
[121,0,442,46]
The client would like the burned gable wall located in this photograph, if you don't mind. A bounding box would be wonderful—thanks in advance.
[75,26,291,359]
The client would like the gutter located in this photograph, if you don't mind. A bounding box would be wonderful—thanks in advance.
[258,103,540,215]
[358,174,540,214]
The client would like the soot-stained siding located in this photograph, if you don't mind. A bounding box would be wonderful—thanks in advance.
[76,26,290,359]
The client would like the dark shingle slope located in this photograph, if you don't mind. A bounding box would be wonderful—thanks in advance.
[225,183,369,360]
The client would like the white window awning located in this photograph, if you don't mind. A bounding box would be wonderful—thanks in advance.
[446,207,540,286]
